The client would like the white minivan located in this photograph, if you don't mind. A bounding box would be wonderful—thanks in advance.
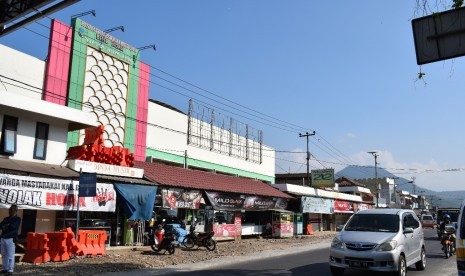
[329,209,426,276]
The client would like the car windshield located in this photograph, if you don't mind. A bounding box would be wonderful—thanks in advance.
[345,214,399,233]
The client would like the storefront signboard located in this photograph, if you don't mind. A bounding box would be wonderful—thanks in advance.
[334,200,354,213]
[161,188,202,209]
[0,174,116,212]
[68,159,144,178]
[301,197,334,214]
[205,191,288,211]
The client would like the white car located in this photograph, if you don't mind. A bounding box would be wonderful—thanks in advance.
[421,214,435,229]
[329,209,426,276]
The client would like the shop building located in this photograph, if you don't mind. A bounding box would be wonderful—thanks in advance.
[272,183,368,233]
[145,99,275,184]
[136,161,293,239]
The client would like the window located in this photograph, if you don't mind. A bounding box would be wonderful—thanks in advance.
[33,122,49,160]
[0,115,18,155]
[404,213,420,229]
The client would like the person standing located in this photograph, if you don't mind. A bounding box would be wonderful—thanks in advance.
[0,204,21,275]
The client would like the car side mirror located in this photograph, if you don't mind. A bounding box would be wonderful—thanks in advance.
[403,227,414,234]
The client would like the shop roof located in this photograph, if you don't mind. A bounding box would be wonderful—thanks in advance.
[0,158,79,178]
[335,176,366,187]
[0,159,156,185]
[135,161,293,199]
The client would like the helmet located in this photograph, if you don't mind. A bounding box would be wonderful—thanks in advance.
[444,214,451,219]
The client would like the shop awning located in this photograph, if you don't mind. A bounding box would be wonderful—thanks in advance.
[114,183,157,220]
[0,158,79,178]
[136,161,293,199]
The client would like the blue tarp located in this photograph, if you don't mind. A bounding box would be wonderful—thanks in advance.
[114,183,157,220]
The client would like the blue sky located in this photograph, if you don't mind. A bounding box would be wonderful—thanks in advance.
[2,1,465,192]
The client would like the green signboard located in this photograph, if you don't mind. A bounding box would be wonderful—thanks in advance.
[311,169,335,188]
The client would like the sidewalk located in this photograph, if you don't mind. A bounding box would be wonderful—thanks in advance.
[98,231,336,276]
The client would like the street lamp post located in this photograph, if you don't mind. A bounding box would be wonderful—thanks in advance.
[299,131,315,187]
[368,152,379,208]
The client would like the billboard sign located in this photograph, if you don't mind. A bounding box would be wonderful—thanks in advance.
[311,169,335,188]
[412,6,465,65]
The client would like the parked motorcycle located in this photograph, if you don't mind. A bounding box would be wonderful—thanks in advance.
[182,223,216,251]
[145,223,177,254]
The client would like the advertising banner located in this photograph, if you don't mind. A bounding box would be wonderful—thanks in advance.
[0,174,116,212]
[355,203,371,212]
[301,197,334,214]
[334,200,354,213]
[162,188,202,209]
[311,169,335,188]
[205,191,288,211]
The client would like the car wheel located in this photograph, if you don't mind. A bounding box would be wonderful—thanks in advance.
[415,247,426,270]
[329,266,344,276]
[393,254,407,276]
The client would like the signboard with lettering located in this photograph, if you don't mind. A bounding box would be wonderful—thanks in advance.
[301,197,334,214]
[0,174,116,212]
[79,173,97,197]
[205,191,288,211]
[333,200,354,213]
[161,188,202,209]
[311,169,335,188]
[68,159,144,178]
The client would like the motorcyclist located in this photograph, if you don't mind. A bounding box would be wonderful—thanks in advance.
[440,214,456,250]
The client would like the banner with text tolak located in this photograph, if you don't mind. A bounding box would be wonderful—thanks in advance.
[161,188,202,209]
[206,191,289,211]
[0,174,116,212]
[301,196,334,214]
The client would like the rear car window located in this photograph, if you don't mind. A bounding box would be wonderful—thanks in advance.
[345,214,399,233]
[422,215,433,220]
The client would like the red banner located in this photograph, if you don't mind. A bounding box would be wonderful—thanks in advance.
[334,200,353,213]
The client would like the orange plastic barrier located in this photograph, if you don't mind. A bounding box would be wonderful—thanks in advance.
[46,232,70,262]
[77,230,107,256]
[60,227,82,256]
[306,224,313,235]
[22,232,51,264]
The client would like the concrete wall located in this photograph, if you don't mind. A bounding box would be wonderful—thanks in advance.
[0,44,45,100]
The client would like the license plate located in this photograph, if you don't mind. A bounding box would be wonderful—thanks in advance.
[350,261,368,268]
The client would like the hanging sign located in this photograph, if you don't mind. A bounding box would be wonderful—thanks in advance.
[0,174,116,212]
[161,188,202,209]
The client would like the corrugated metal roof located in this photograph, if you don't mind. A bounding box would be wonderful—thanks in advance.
[0,158,78,178]
[136,161,293,199]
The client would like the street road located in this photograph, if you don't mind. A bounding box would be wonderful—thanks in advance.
[169,228,457,276]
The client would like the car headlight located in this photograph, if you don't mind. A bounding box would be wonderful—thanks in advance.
[331,237,344,249]
[376,240,397,252]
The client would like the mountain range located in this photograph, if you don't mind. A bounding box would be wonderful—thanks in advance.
[336,165,463,208]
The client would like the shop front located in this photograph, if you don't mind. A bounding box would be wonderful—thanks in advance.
[136,161,294,240]
[333,200,354,228]
[205,191,290,238]
[301,196,334,232]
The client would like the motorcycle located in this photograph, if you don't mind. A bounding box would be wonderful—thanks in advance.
[145,223,177,254]
[182,223,216,251]
[442,224,456,258]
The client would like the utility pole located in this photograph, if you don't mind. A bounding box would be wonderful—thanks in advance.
[368,151,379,208]
[411,176,416,195]
[299,131,315,187]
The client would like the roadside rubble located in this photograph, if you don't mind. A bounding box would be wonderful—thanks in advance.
[14,232,336,275]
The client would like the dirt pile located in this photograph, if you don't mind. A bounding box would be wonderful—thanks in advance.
[15,233,335,275]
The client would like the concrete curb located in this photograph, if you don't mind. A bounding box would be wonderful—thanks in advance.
[97,240,332,276]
